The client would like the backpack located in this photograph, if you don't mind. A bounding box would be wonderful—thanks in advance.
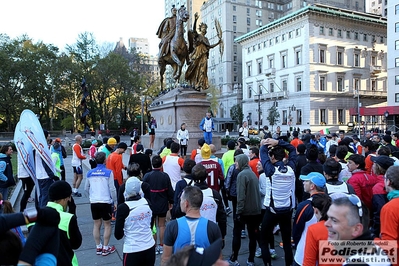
[200,188,217,223]
[194,149,202,164]
[0,161,7,182]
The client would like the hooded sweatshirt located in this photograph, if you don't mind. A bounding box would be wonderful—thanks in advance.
[235,154,261,216]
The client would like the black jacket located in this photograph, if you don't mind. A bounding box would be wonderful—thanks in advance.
[128,153,152,176]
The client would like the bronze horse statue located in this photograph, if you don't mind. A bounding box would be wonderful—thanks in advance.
[157,6,189,91]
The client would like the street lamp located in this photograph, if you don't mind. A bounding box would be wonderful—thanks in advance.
[288,104,296,130]
[141,96,145,136]
[249,86,265,135]
[384,110,389,131]
[354,89,361,139]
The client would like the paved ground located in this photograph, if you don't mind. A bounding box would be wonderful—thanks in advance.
[13,135,291,266]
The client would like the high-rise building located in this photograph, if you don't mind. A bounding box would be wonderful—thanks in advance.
[386,0,399,129]
[164,0,203,34]
[365,0,387,16]
[128,37,150,55]
[236,4,387,133]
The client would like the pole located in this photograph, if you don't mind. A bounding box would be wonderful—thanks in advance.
[258,94,261,135]
[357,90,360,139]
[141,97,144,136]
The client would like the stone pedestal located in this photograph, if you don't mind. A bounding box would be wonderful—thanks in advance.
[141,87,221,153]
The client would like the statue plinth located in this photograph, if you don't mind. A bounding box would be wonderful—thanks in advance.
[141,87,221,152]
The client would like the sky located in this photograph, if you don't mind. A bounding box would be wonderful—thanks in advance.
[0,0,165,56]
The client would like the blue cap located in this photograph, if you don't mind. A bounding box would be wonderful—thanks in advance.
[92,139,98,144]
[300,172,326,188]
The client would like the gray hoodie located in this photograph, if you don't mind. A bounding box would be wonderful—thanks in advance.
[235,154,261,216]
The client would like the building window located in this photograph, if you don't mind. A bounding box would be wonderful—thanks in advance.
[296,77,302,92]
[248,86,252,98]
[320,26,324,35]
[297,109,302,124]
[247,64,252,76]
[233,5,236,11]
[282,34,286,41]
[275,36,279,43]
[269,83,274,93]
[354,54,360,67]
[296,28,301,36]
[337,51,343,65]
[396,75,399,85]
[267,2,275,9]
[282,80,287,91]
[354,78,360,91]
[329,28,333,36]
[289,31,293,38]
[258,60,262,74]
[233,45,237,54]
[256,10,262,16]
[396,40,399,50]
[380,36,384,43]
[354,32,359,40]
[282,54,287,68]
[371,56,376,66]
[338,109,345,124]
[337,29,342,37]
[269,57,274,68]
[247,17,251,25]
[396,23,399,32]
[282,110,288,125]
[296,50,302,65]
[269,39,273,46]
[320,49,325,63]
[396,4,399,14]
[247,8,250,15]
[396,58,399,67]
[371,80,377,91]
[363,34,367,41]
[320,109,326,124]
[337,78,343,92]
[346,31,351,38]
[320,76,326,91]
[233,15,237,22]
[258,84,263,94]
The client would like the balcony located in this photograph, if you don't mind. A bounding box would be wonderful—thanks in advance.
[254,91,288,101]
[360,89,387,99]
[264,68,276,76]
[370,65,382,74]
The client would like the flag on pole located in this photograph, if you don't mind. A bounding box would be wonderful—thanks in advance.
[320,128,330,135]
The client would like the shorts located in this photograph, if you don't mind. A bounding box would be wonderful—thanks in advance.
[73,166,83,175]
[90,203,113,221]
[153,212,167,218]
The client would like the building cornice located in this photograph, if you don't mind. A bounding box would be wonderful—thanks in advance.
[235,4,387,44]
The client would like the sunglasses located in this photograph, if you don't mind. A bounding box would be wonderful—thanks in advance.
[347,194,363,221]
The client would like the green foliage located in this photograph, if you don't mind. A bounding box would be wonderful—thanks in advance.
[230,104,243,125]
[0,33,160,133]
[267,105,280,131]
[206,84,220,116]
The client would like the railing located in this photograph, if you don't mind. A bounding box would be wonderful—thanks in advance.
[370,65,382,74]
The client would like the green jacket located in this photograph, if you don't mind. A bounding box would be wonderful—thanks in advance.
[235,154,262,216]
[47,202,81,266]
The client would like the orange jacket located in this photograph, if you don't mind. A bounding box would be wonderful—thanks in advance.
[303,221,335,266]
[106,152,125,186]
[291,138,304,149]
[379,197,399,266]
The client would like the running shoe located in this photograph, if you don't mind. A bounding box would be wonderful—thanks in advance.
[255,247,262,258]
[226,207,233,216]
[246,260,255,266]
[228,259,240,266]
[270,249,277,259]
[102,245,116,256]
[241,230,246,238]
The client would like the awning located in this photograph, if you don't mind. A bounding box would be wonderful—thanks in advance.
[349,106,399,116]
[213,118,235,123]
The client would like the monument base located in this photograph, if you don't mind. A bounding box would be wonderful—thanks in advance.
[140,87,221,152]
